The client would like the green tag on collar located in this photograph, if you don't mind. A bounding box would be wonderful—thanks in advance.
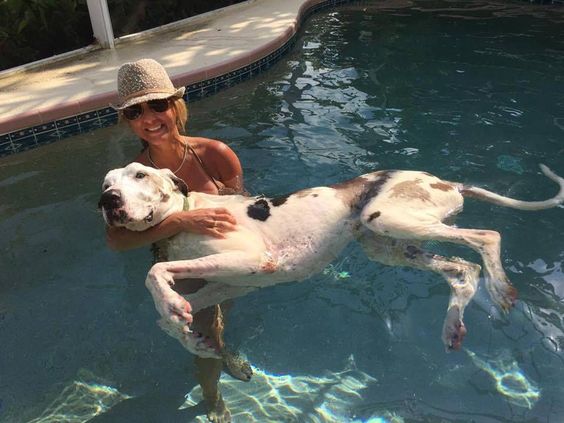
[183,196,191,211]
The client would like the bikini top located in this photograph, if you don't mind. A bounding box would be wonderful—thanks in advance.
[141,138,239,195]
[187,144,241,196]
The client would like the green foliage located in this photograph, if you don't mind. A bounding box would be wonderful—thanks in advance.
[0,0,93,70]
[107,0,245,38]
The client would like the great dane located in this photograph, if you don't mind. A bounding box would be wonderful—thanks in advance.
[99,162,564,357]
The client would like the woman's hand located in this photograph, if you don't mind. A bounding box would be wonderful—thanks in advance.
[173,208,237,238]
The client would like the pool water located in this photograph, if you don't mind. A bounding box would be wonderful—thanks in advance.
[1,0,564,421]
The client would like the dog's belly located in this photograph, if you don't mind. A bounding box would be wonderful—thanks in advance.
[270,223,356,280]
[205,230,356,287]
[166,227,265,262]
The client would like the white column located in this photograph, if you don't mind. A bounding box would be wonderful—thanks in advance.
[86,0,115,49]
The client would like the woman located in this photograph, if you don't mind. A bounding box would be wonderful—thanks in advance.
[107,58,248,423]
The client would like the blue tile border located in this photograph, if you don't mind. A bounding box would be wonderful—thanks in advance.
[10,127,35,141]
[10,135,37,153]
[1,0,562,157]
[0,135,15,156]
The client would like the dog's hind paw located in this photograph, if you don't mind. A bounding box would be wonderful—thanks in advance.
[442,306,467,351]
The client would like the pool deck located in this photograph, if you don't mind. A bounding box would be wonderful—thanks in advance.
[0,0,335,137]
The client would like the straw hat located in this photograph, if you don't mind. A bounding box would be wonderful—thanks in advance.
[112,58,185,110]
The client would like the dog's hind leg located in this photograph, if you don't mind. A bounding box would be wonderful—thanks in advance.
[356,176,516,313]
[359,236,480,350]
[360,204,517,312]
[423,226,516,312]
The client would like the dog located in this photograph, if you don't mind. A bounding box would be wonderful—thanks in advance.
[99,162,564,358]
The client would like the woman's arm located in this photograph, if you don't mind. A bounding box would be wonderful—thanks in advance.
[106,208,237,251]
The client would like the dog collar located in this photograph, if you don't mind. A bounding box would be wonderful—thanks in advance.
[183,196,191,211]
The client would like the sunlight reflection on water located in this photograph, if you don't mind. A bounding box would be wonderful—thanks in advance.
[181,355,385,422]
[27,373,131,423]
[465,349,540,409]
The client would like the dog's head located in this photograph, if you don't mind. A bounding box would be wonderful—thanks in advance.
[98,162,188,231]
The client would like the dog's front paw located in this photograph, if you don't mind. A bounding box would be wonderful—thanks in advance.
[157,316,187,339]
[442,306,467,351]
[182,331,221,359]
[155,292,192,327]
[157,317,220,358]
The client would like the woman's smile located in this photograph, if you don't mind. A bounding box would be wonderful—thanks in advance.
[145,123,166,133]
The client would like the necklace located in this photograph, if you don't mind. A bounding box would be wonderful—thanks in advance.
[148,142,188,174]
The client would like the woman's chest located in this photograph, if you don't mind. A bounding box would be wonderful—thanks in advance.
[177,163,221,194]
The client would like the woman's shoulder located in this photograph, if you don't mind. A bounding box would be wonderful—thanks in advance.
[186,136,242,179]
[187,136,236,160]
[187,136,228,151]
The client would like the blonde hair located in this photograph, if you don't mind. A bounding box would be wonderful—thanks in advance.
[171,96,188,134]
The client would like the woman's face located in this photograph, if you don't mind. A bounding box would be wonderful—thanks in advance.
[125,99,179,146]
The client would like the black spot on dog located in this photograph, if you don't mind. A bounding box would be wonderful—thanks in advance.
[271,195,288,207]
[368,211,381,222]
[331,171,395,212]
[248,199,271,221]
[312,194,318,197]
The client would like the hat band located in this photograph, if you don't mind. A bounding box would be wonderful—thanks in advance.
[123,88,177,102]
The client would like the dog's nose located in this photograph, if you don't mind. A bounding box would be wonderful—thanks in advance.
[98,189,123,210]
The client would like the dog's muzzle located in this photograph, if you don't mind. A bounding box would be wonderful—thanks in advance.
[98,189,127,225]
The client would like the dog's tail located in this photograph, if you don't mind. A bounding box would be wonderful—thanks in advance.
[461,164,564,211]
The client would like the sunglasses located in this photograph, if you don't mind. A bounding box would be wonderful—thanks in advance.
[122,99,171,120]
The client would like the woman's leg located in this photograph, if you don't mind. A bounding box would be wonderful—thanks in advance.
[173,280,250,422]
[192,305,230,422]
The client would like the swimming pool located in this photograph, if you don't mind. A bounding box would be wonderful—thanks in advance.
[1,0,563,421]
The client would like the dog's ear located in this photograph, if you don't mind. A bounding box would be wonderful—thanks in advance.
[160,168,189,196]
[170,174,189,196]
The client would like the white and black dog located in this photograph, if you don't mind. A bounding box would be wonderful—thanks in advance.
[99,162,564,357]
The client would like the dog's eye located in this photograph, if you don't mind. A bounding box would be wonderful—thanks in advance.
[102,184,110,191]
[135,172,146,179]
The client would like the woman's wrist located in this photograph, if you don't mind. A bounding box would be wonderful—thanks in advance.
[170,210,192,232]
